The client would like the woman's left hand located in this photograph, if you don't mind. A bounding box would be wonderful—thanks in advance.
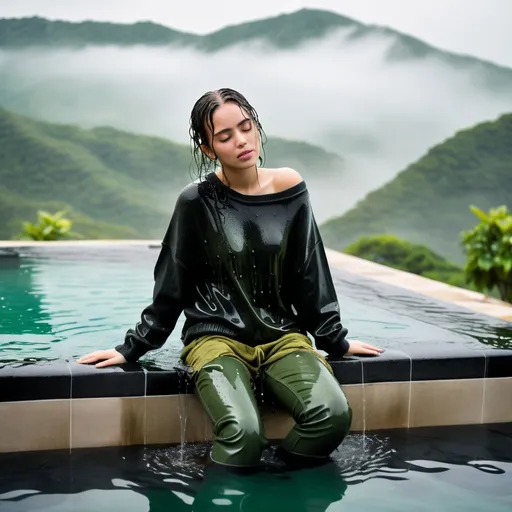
[346,340,383,356]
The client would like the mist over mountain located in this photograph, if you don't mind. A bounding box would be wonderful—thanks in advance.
[1,9,511,220]
[0,106,347,239]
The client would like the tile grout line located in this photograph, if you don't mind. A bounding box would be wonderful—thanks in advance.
[68,360,73,453]
[407,355,413,429]
[143,369,148,446]
[480,355,488,424]
[360,360,366,436]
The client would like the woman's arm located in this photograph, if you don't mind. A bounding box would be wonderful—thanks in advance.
[289,189,382,358]
[77,185,200,367]
[114,241,191,362]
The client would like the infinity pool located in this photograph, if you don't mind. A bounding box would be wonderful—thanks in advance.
[0,424,511,511]
[1,245,511,366]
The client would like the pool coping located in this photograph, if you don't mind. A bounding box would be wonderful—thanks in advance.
[1,345,512,402]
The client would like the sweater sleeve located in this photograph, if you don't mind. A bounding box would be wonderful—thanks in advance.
[115,186,199,362]
[289,190,350,357]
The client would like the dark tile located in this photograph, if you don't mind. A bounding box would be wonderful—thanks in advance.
[145,369,185,396]
[70,362,145,398]
[361,349,411,383]
[404,345,486,381]
[329,357,363,385]
[484,349,512,378]
[0,362,70,402]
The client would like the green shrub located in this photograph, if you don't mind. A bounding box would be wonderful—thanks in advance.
[461,205,512,303]
[19,210,78,241]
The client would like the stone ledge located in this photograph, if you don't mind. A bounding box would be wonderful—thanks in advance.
[325,248,512,322]
[2,347,511,402]
[1,377,511,453]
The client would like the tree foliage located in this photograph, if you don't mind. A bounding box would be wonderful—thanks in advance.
[19,210,77,241]
[461,205,512,303]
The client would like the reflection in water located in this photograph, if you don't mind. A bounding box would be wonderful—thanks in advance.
[0,255,53,336]
[0,425,511,511]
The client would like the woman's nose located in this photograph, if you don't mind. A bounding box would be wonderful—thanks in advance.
[236,132,247,147]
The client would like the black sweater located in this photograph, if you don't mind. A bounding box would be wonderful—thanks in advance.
[115,173,350,362]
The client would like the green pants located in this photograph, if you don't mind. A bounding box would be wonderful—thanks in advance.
[193,350,352,468]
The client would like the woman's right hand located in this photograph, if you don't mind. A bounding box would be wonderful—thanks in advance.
[76,349,127,368]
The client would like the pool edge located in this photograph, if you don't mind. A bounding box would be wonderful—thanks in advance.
[1,377,511,453]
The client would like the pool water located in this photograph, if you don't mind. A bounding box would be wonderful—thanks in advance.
[1,246,511,366]
[0,423,511,511]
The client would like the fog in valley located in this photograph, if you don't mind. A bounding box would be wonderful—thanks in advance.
[2,26,512,221]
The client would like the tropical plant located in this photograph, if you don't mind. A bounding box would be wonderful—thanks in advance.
[461,205,512,303]
[19,210,78,241]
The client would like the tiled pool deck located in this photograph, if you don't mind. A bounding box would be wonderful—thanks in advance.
[1,240,512,453]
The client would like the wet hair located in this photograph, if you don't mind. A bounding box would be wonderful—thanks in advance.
[189,88,267,182]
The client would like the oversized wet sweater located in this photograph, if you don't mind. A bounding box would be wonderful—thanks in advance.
[115,172,350,362]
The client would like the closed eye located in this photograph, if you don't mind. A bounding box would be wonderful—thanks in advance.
[216,119,252,142]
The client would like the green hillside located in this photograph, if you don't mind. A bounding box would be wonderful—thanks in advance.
[0,107,192,240]
[0,108,345,240]
[1,10,511,91]
[197,9,359,51]
[0,17,197,47]
[320,113,512,263]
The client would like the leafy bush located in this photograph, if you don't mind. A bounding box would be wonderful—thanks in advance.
[344,234,461,272]
[461,205,512,303]
[344,234,471,288]
[19,210,78,241]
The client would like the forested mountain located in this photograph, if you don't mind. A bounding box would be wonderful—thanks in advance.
[320,113,512,263]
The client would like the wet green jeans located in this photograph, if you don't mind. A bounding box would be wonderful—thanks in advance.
[194,350,352,468]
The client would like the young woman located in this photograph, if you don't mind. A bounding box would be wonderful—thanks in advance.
[77,88,382,469]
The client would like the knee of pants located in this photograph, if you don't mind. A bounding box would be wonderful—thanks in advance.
[213,412,267,467]
[328,393,352,438]
[303,390,352,441]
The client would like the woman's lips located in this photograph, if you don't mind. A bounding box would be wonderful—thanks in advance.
[238,150,254,160]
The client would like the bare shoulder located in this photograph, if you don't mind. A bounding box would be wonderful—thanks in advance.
[270,167,304,192]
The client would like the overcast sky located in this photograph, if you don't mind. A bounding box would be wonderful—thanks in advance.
[2,0,512,67]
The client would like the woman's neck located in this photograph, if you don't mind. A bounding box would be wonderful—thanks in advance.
[216,165,261,195]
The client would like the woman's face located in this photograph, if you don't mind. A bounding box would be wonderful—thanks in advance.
[203,101,260,171]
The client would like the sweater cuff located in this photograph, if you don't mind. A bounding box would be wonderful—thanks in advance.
[115,341,149,363]
[325,336,350,358]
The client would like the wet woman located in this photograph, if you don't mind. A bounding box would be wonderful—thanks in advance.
[77,88,382,469]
